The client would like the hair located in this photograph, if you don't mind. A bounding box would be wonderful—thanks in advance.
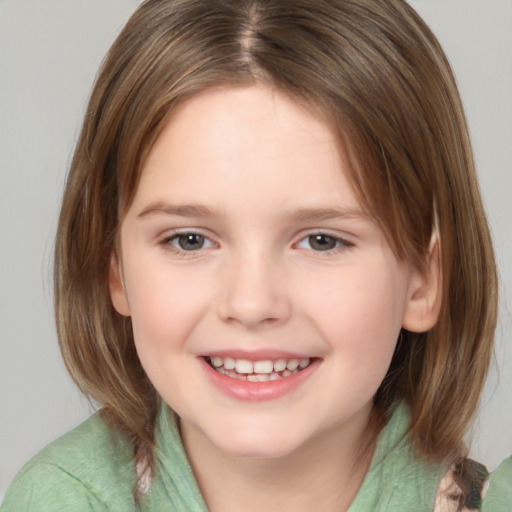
[54,0,498,504]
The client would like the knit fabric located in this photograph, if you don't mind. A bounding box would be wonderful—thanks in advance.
[2,403,510,511]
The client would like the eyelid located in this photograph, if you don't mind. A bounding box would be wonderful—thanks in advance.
[159,229,218,255]
[156,228,355,257]
[294,230,355,252]
[159,226,215,242]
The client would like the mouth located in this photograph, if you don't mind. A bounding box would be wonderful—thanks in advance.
[207,356,313,382]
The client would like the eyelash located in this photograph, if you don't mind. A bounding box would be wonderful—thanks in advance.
[159,231,354,256]
[160,231,216,257]
[296,233,354,254]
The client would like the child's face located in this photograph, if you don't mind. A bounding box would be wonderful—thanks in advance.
[110,85,427,459]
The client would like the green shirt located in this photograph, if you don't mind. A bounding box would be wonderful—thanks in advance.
[2,404,511,511]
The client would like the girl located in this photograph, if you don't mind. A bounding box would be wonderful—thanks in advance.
[2,0,511,510]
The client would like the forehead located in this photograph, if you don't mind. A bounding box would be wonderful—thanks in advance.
[130,85,362,217]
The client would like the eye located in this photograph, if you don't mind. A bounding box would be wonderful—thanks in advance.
[164,232,215,252]
[296,233,352,252]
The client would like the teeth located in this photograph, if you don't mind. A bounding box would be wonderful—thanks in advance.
[246,374,271,382]
[211,356,223,368]
[286,359,299,371]
[209,356,312,380]
[235,359,253,374]
[273,359,287,372]
[254,360,273,374]
[224,357,235,370]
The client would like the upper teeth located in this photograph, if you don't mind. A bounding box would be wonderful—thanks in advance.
[210,356,311,374]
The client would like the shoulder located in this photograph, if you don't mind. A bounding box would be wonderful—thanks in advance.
[349,404,446,510]
[1,413,137,512]
[434,458,488,511]
[433,456,512,512]
[481,456,512,511]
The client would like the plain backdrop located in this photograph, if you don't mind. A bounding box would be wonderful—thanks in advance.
[1,0,511,501]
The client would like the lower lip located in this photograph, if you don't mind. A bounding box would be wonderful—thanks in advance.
[200,358,320,402]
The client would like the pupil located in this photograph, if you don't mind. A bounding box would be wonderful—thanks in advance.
[309,234,336,251]
[179,234,204,250]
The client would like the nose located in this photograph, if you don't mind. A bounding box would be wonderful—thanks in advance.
[216,249,292,329]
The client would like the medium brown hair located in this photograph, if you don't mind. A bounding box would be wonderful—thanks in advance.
[54,0,498,501]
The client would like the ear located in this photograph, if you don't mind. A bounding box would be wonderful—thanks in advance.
[109,252,131,317]
[401,234,442,333]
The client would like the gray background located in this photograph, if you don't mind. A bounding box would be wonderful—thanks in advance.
[1,0,511,501]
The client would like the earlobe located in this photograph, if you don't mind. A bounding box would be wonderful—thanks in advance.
[402,234,442,333]
[109,252,131,317]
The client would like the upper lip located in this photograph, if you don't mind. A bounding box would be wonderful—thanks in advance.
[198,349,316,361]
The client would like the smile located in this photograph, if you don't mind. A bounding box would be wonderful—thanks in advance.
[208,356,312,381]
[202,354,320,401]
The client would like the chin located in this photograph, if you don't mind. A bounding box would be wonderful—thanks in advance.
[216,437,301,460]
[204,419,310,460]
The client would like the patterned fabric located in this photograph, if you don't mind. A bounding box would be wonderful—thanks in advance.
[434,459,489,511]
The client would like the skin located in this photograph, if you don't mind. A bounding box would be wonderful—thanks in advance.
[110,85,440,511]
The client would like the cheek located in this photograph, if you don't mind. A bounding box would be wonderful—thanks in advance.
[300,262,408,382]
[307,262,405,333]
[123,258,213,354]
[123,261,215,406]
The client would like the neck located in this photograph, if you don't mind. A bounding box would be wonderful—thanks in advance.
[180,411,376,512]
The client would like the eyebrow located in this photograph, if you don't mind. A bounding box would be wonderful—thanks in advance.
[288,206,369,222]
[137,202,216,219]
[137,201,368,223]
